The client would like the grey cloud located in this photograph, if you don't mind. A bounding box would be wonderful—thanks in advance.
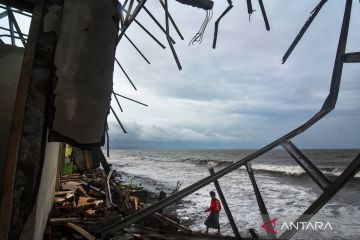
[110,0,360,149]
[108,121,251,149]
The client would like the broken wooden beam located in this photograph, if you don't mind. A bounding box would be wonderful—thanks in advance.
[66,222,96,240]
[49,217,82,224]
[153,212,192,233]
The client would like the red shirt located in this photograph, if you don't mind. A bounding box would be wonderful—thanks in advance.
[205,198,221,212]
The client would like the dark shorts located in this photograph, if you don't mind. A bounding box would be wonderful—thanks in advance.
[205,211,220,229]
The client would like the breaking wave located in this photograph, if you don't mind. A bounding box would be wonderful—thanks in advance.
[183,159,360,178]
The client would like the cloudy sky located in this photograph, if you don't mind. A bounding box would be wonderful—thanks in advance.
[109,0,360,149]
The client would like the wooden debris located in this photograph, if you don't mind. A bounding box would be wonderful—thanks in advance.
[49,217,82,224]
[85,209,97,216]
[154,212,192,233]
[66,222,96,240]
[77,196,103,207]
[129,196,139,210]
[47,167,207,239]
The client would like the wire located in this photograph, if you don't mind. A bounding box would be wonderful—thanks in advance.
[189,9,213,45]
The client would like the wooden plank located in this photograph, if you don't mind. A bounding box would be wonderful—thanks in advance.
[0,2,43,239]
[153,212,192,233]
[54,190,74,195]
[66,222,96,240]
[77,196,103,207]
[110,181,131,210]
[49,217,81,224]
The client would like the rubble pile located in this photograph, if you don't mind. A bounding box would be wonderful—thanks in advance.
[44,169,195,240]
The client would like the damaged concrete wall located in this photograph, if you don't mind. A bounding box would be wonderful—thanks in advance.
[51,0,119,146]
[4,0,119,238]
[9,1,63,238]
[0,44,24,194]
[5,0,119,238]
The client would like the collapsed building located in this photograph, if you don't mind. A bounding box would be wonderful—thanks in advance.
[0,0,359,239]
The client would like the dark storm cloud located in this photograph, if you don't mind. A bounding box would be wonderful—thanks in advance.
[109,0,360,149]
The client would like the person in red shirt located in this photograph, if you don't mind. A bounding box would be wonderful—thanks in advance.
[204,191,221,234]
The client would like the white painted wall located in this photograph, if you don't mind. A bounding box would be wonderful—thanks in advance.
[33,141,60,240]
[19,140,60,240]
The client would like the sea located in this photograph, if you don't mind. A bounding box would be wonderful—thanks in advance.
[107,149,360,240]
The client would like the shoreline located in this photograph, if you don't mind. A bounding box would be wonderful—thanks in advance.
[113,169,196,228]
[108,148,360,239]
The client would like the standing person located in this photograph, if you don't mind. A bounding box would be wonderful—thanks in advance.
[204,191,221,234]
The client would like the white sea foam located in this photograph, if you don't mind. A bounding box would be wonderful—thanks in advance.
[108,149,360,238]
[251,163,360,178]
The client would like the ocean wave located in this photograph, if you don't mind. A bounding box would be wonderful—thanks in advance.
[182,159,360,178]
[187,159,233,168]
[250,164,360,178]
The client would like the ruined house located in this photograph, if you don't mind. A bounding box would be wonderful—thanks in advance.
[0,0,359,239]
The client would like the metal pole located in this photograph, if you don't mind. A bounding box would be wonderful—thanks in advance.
[212,2,233,49]
[164,0,182,70]
[280,154,360,239]
[110,106,127,133]
[137,1,176,44]
[6,8,15,45]
[7,7,27,46]
[115,57,137,90]
[158,0,184,40]
[122,32,152,64]
[258,0,270,31]
[209,167,242,239]
[342,52,360,63]
[114,92,148,107]
[282,0,328,63]
[281,140,331,190]
[112,91,123,112]
[131,20,166,49]
[116,0,146,45]
[121,3,167,49]
[246,164,276,239]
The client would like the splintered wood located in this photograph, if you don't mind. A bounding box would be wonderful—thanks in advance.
[45,169,196,240]
[47,170,238,239]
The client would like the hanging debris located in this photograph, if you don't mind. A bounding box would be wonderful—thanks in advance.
[258,0,270,31]
[163,0,183,70]
[282,0,328,63]
[175,0,214,10]
[246,0,255,21]
[212,0,233,49]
